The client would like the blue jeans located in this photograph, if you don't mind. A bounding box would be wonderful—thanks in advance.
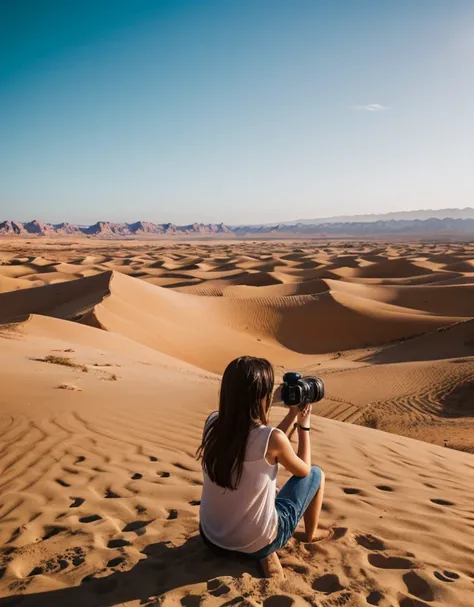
[200,466,323,560]
[248,465,323,559]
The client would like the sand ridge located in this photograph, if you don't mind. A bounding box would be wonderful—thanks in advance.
[1,238,474,606]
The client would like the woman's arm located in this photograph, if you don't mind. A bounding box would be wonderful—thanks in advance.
[267,403,313,477]
[273,385,299,437]
[276,408,298,436]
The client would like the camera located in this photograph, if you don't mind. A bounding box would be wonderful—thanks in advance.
[281,372,324,406]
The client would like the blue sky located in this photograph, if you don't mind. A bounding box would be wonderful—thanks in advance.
[1,0,473,224]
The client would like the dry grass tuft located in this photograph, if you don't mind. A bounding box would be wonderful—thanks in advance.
[357,409,379,429]
[34,355,88,373]
[57,383,82,391]
[43,355,75,366]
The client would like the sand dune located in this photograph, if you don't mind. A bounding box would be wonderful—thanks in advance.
[0,275,41,293]
[0,270,464,372]
[1,238,474,606]
[325,279,474,317]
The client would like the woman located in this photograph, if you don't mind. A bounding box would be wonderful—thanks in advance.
[198,356,331,575]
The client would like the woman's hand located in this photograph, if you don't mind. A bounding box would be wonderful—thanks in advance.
[272,385,283,404]
[297,403,312,427]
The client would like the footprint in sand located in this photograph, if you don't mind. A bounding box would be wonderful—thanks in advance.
[62,466,80,475]
[7,527,21,543]
[107,556,126,568]
[149,456,158,462]
[356,534,385,551]
[174,462,193,471]
[72,554,85,567]
[343,487,361,495]
[69,496,85,508]
[55,478,70,487]
[79,514,102,523]
[331,526,349,540]
[9,579,33,594]
[207,578,231,597]
[430,498,455,506]
[107,538,131,548]
[368,553,415,569]
[131,472,142,480]
[29,553,72,577]
[366,590,384,605]
[181,596,203,607]
[189,500,201,506]
[104,488,121,498]
[312,573,344,594]
[75,456,85,464]
[263,596,294,607]
[42,525,64,540]
[402,571,434,602]
[167,509,178,520]
[376,485,394,492]
[160,471,171,478]
[434,570,460,583]
[122,520,152,533]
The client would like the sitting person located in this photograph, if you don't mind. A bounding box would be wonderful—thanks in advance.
[197,356,332,576]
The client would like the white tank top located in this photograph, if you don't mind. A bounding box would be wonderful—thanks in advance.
[199,412,278,553]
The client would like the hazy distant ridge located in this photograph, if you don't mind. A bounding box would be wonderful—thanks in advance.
[278,207,474,225]
[1,211,474,237]
[233,217,474,236]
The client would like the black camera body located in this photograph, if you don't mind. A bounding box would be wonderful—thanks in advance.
[281,372,324,407]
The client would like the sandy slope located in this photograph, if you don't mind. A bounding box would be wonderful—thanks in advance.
[0,271,464,372]
[1,239,474,606]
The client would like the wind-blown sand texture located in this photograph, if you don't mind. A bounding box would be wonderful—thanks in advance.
[1,238,474,607]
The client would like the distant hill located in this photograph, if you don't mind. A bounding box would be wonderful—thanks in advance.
[233,217,474,236]
[1,213,474,238]
[275,207,474,225]
[0,220,233,237]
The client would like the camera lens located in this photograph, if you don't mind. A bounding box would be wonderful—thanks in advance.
[307,377,324,403]
[281,373,324,406]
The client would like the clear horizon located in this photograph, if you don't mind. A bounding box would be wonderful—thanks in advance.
[2,1,474,224]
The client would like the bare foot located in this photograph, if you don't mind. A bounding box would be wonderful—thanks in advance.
[260,552,284,578]
[294,528,334,543]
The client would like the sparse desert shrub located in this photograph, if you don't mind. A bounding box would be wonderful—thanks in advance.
[42,355,76,367]
[35,355,89,373]
[358,409,379,429]
[57,384,82,391]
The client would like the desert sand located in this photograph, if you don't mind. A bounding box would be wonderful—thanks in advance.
[0,238,473,607]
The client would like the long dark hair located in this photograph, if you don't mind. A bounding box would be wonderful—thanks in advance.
[197,356,275,490]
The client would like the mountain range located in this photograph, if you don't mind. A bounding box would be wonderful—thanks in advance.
[1,209,474,238]
[0,220,233,237]
[274,207,474,225]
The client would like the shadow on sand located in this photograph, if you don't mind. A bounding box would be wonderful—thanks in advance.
[0,535,261,607]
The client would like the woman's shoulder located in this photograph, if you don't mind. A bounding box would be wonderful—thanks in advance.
[267,427,288,448]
